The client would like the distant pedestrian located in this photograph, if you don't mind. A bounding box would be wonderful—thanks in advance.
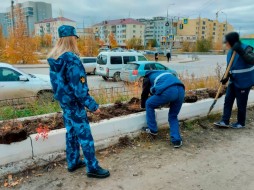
[166,51,171,62]
[214,32,254,129]
[47,25,110,178]
[141,70,185,148]
[155,52,158,62]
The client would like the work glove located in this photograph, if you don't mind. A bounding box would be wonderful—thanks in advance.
[232,42,245,56]
[220,76,229,85]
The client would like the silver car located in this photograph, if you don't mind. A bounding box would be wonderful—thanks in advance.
[80,57,97,75]
[0,63,52,101]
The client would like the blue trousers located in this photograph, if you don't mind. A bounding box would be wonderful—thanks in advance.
[62,107,99,172]
[146,85,185,142]
[222,83,251,126]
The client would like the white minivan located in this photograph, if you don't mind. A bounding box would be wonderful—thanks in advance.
[96,52,147,81]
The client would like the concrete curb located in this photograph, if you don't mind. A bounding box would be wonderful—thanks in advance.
[1,90,254,176]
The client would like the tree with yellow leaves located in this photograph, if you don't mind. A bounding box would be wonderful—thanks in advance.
[4,6,38,64]
[0,25,6,61]
[41,34,52,48]
[126,37,142,50]
[78,34,99,57]
[98,39,105,47]
[108,32,118,48]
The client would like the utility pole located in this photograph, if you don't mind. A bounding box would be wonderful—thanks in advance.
[11,0,15,33]
[164,3,175,56]
[168,17,173,55]
[221,11,227,33]
[215,9,221,21]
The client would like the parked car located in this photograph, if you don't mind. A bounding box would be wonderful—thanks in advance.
[96,52,148,82]
[120,61,177,83]
[99,47,110,52]
[0,63,52,101]
[128,49,137,52]
[111,47,125,52]
[144,50,155,55]
[80,57,97,75]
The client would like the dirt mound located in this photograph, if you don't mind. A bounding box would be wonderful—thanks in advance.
[207,87,226,98]
[0,101,143,144]
[128,97,141,105]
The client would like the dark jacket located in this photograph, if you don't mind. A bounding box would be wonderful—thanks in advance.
[141,70,184,108]
[229,43,254,88]
[233,43,254,65]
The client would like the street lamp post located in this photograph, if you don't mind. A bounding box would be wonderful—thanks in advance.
[221,11,227,33]
[11,0,15,33]
[164,3,175,56]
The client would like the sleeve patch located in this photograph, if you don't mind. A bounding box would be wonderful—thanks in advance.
[80,76,86,84]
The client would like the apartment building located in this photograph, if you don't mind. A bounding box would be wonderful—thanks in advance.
[0,13,8,37]
[34,17,76,44]
[177,17,234,44]
[93,18,145,47]
[137,17,177,47]
[0,1,52,37]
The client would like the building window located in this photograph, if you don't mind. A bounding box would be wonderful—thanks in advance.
[202,31,205,34]
[202,26,205,30]
[213,23,216,26]
[203,21,206,25]
[133,30,136,33]
[213,32,215,35]
[133,25,136,28]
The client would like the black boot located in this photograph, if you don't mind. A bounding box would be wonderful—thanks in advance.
[87,166,110,178]
[68,160,86,172]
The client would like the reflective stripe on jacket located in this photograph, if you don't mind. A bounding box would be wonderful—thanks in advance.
[228,43,254,89]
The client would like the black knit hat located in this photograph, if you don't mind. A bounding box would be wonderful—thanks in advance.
[224,32,240,47]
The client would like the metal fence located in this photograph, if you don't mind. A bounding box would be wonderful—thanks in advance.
[0,86,141,121]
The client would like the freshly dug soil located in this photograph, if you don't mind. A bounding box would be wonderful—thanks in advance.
[0,98,143,144]
[0,88,226,144]
[184,87,226,103]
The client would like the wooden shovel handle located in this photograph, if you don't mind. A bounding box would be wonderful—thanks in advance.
[214,51,236,100]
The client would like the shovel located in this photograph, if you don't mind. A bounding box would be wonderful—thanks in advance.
[207,51,236,115]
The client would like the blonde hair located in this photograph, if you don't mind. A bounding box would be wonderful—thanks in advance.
[48,36,79,59]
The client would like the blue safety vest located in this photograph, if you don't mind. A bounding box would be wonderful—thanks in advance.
[228,43,254,89]
[146,71,184,95]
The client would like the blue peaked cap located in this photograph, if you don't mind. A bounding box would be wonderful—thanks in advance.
[58,25,79,38]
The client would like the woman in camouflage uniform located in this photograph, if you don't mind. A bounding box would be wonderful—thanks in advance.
[47,25,110,178]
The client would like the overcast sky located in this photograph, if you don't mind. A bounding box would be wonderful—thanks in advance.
[1,0,253,35]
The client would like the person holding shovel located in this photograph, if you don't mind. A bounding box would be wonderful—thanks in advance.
[47,25,110,178]
[141,70,185,148]
[214,32,254,129]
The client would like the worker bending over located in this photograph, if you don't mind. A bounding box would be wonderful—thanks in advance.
[141,70,185,148]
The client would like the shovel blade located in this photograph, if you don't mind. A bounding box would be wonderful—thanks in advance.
[207,100,217,115]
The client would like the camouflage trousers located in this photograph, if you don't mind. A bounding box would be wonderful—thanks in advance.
[62,107,99,172]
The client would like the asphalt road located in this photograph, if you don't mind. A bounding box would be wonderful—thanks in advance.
[18,55,227,89]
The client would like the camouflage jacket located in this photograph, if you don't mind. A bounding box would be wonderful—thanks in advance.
[48,52,98,112]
